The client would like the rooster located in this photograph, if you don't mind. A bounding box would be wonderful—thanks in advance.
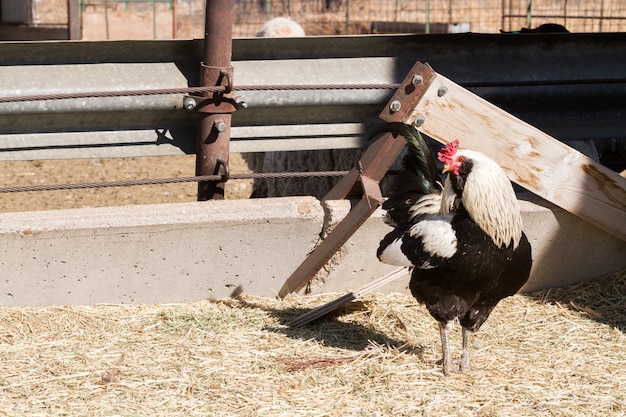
[375,122,532,376]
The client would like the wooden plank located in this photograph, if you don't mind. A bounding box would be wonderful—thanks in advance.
[277,182,382,298]
[390,69,626,241]
[288,267,408,327]
[278,61,441,298]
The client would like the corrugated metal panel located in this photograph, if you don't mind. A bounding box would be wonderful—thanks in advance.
[1,0,31,24]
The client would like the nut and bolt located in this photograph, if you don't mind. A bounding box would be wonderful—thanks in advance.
[437,86,448,97]
[413,115,426,127]
[235,97,248,109]
[214,121,227,132]
[411,74,423,86]
[389,100,402,113]
[183,97,197,111]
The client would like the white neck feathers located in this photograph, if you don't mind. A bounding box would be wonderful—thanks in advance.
[446,150,524,249]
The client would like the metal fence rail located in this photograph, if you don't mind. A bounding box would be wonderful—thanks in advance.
[1,33,625,165]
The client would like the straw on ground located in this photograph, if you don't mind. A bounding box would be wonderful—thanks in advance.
[0,269,624,416]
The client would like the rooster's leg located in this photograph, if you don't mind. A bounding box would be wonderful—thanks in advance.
[461,327,472,372]
[438,321,454,376]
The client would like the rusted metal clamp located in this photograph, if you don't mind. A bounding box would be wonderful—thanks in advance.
[200,64,233,94]
[186,64,237,114]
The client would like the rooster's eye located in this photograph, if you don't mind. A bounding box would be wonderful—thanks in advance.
[458,156,466,163]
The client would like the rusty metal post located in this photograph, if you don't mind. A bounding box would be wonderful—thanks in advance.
[196,0,235,201]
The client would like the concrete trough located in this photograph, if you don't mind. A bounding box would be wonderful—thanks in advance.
[0,195,624,307]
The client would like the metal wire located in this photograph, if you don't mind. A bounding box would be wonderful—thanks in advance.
[0,86,223,104]
[4,80,625,104]
[0,171,350,194]
[0,82,384,194]
[0,84,400,104]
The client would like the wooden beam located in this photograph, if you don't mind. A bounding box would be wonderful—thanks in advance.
[277,178,383,298]
[277,61,438,298]
[381,64,626,242]
[288,267,408,327]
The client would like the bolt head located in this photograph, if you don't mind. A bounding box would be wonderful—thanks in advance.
[234,95,248,109]
[413,115,426,127]
[437,86,448,97]
[215,121,227,132]
[411,75,423,86]
[183,97,196,110]
[389,100,402,113]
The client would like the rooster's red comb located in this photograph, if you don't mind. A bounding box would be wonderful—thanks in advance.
[438,140,459,164]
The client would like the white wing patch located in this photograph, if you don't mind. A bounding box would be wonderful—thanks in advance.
[408,193,442,221]
[409,216,457,260]
[378,237,413,267]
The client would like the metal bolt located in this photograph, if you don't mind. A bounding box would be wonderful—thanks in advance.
[437,86,448,97]
[235,96,248,109]
[214,121,227,132]
[413,115,426,127]
[411,74,423,86]
[389,100,402,113]
[183,97,196,111]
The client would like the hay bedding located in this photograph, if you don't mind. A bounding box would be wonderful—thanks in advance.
[0,271,624,417]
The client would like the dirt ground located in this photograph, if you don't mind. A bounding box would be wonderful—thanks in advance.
[0,154,254,213]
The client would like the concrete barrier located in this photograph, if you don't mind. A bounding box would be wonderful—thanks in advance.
[0,195,624,306]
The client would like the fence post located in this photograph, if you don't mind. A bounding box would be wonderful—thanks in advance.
[196,0,235,200]
[345,0,350,35]
[426,0,430,33]
[68,0,81,40]
[104,0,110,39]
[172,0,177,38]
[599,0,605,31]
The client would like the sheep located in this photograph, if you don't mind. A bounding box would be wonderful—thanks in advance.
[244,16,347,199]
[242,16,404,199]
[242,17,306,198]
[255,16,305,38]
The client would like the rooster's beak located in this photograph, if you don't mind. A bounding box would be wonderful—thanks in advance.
[442,165,451,174]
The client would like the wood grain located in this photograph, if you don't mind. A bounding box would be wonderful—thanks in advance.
[408,72,626,241]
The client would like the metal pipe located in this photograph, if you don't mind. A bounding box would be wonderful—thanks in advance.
[196,0,234,201]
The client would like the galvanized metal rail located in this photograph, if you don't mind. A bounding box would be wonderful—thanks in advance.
[0,82,396,194]
[2,33,625,162]
[1,32,625,199]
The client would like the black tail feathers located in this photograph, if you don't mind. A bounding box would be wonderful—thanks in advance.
[370,122,442,226]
